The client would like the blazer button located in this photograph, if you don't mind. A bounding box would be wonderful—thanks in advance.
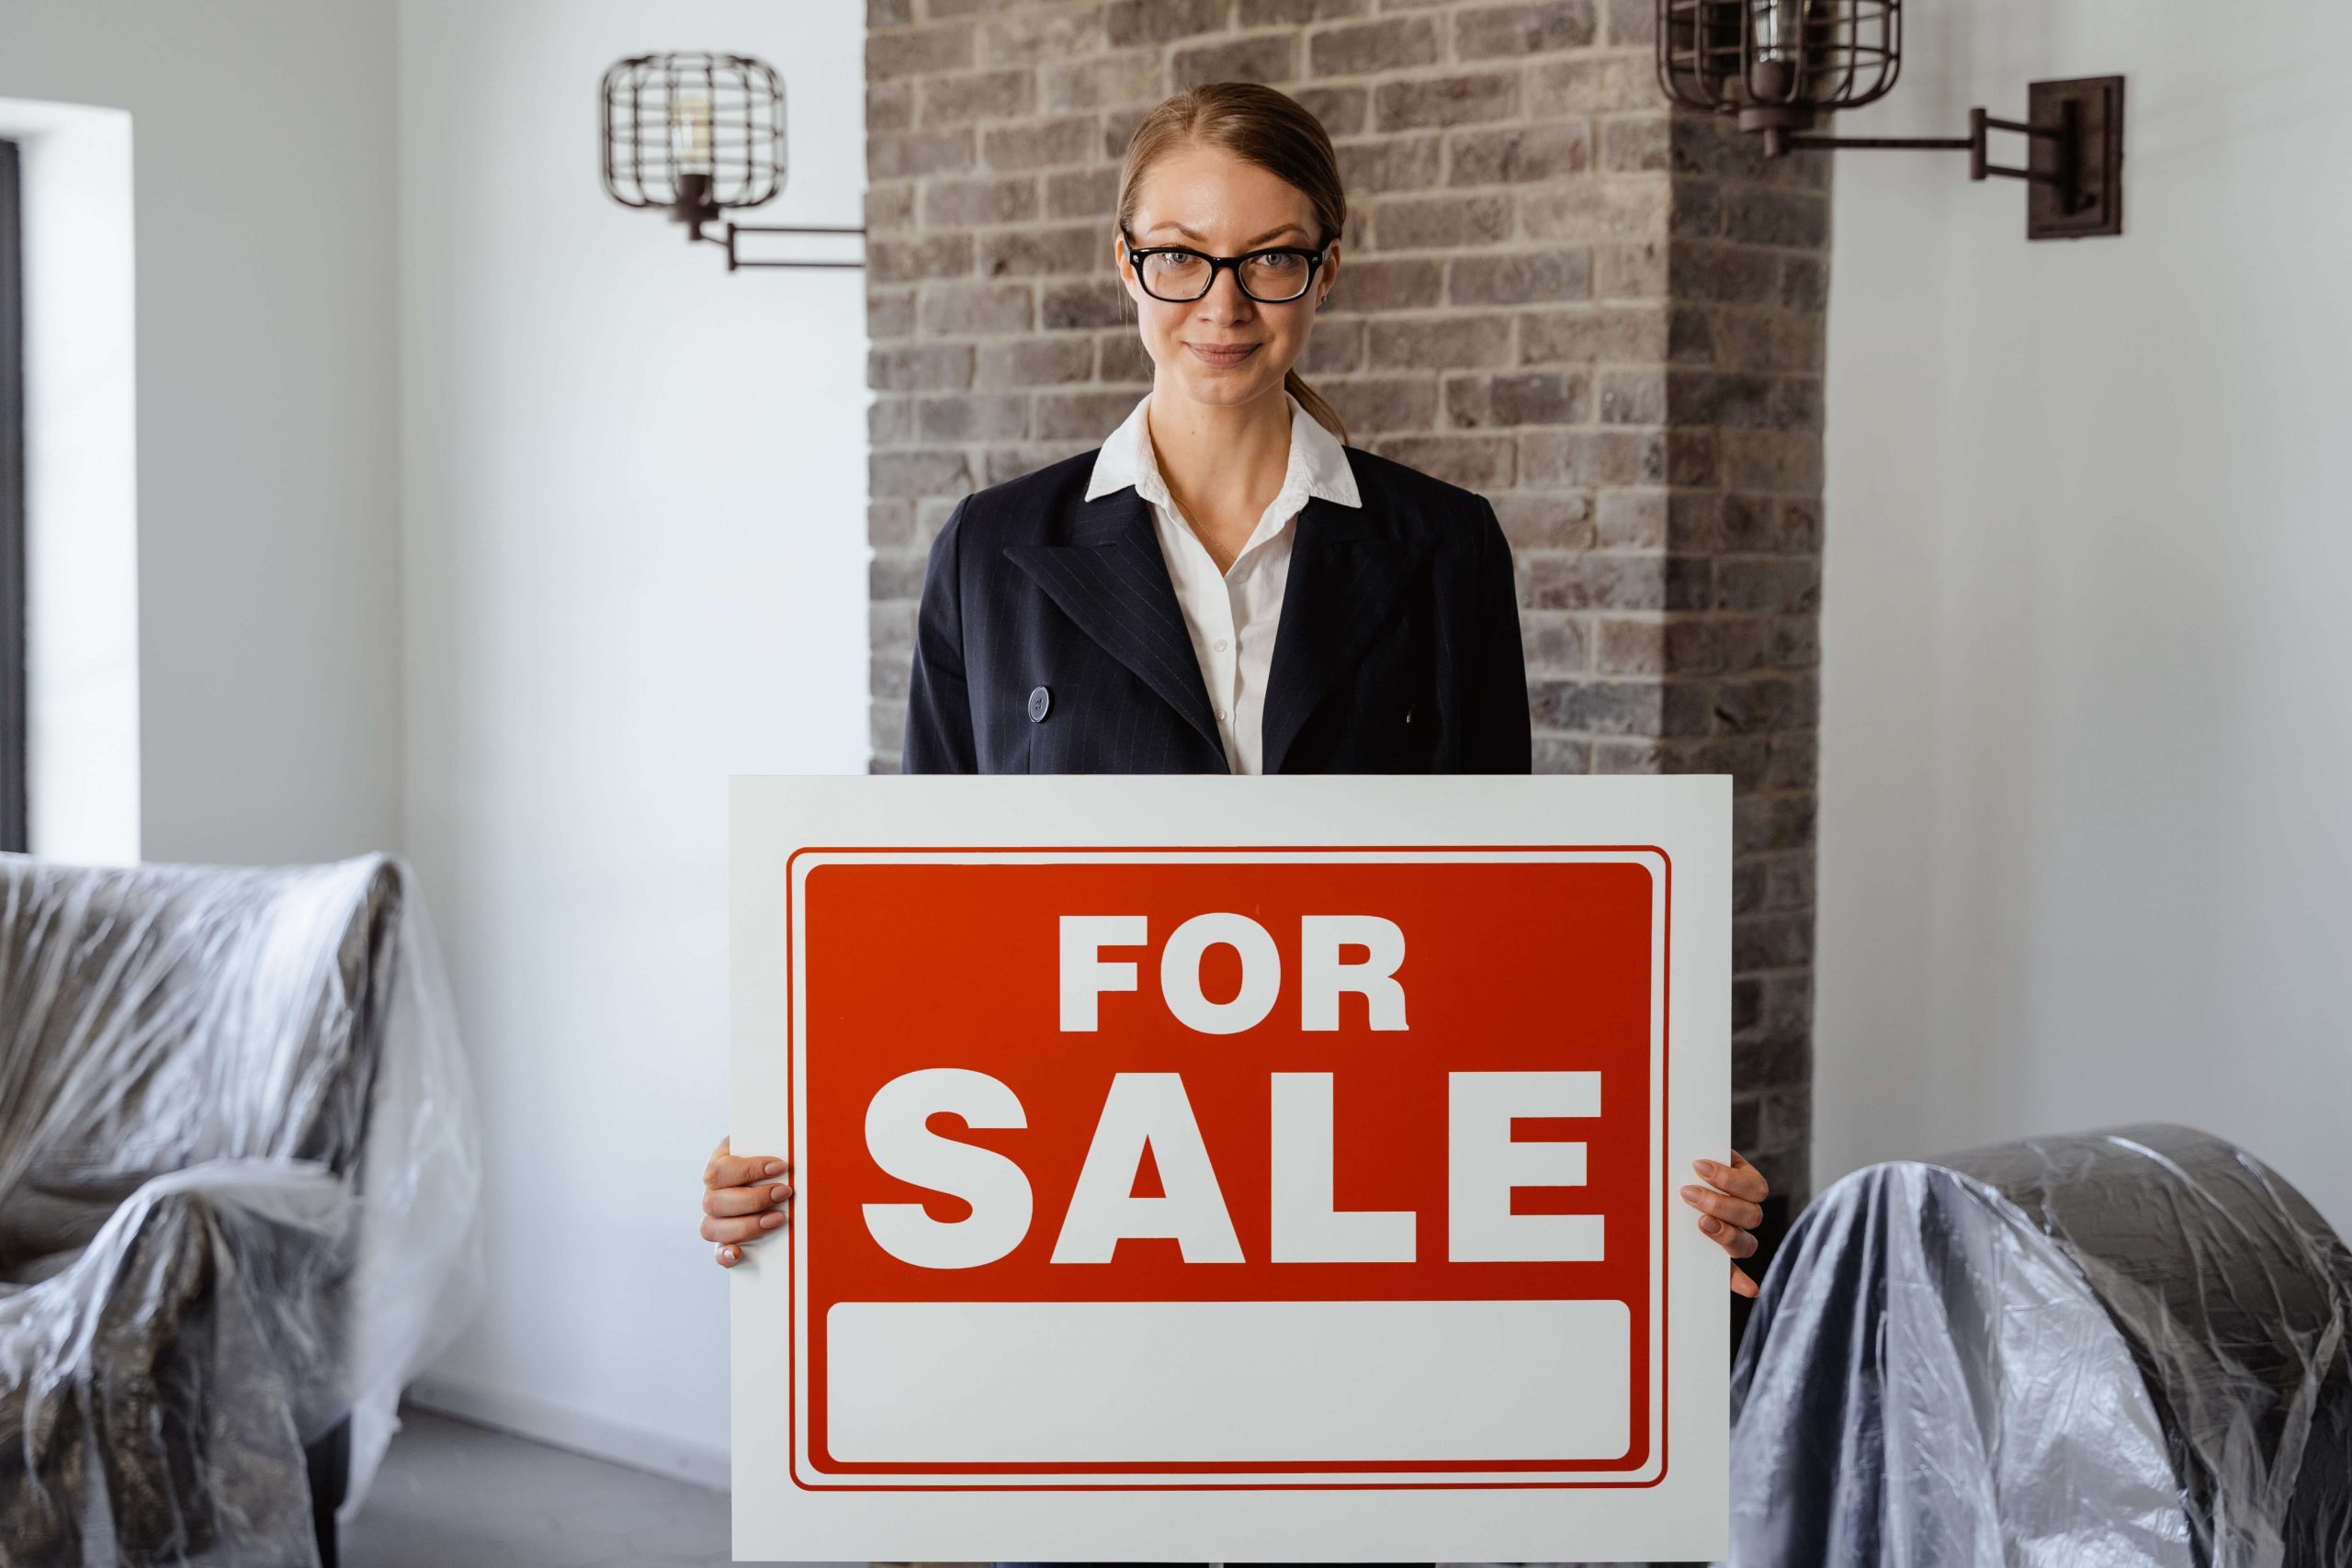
[1027,685,1051,722]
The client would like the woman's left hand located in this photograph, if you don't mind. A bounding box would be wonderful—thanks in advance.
[1682,1152,1769,1298]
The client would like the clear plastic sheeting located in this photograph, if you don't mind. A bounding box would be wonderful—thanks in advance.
[1726,1124,2352,1568]
[0,852,483,1566]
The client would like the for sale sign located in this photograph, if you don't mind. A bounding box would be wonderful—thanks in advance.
[730,776,1729,1562]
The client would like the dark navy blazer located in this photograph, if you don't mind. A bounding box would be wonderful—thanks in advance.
[900,443,1532,775]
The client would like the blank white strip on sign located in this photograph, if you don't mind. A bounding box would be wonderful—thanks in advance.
[824,1299,1629,1464]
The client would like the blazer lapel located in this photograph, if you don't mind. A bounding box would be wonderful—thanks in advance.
[1261,494,1431,774]
[1001,488,1227,761]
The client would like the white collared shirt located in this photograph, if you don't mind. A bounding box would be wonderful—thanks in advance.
[1083,391,1362,773]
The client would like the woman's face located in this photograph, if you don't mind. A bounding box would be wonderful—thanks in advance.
[1115,141,1340,413]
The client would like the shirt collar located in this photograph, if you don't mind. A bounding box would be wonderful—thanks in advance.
[1084,390,1362,511]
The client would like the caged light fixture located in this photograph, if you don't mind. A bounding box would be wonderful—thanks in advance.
[601,51,865,272]
[1656,0,2126,240]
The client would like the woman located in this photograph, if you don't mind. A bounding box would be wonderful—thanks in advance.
[701,84,1768,1292]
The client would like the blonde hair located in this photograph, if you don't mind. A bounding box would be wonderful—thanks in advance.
[1115,82,1350,445]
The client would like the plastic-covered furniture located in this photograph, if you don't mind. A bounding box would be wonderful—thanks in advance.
[0,852,481,1567]
[1728,1123,2352,1568]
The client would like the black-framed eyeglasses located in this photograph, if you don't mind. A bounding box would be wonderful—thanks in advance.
[1120,229,1331,304]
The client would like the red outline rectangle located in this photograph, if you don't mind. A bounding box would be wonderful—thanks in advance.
[781,843,1673,1493]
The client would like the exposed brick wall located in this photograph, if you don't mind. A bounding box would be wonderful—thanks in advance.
[863,0,1826,1202]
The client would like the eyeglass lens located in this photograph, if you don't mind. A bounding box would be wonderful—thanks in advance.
[1138,249,1316,301]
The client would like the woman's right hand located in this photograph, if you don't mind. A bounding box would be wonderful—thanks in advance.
[702,1135,792,1268]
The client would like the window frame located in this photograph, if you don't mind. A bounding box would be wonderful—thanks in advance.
[0,137,24,853]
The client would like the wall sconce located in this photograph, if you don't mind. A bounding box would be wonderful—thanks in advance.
[600,51,865,272]
[1656,1,2125,240]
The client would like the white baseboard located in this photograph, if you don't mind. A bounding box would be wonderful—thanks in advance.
[404,1374,730,1493]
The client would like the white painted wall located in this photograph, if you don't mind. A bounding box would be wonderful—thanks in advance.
[0,98,139,863]
[0,3,403,866]
[1815,0,2352,1246]
[399,0,869,1479]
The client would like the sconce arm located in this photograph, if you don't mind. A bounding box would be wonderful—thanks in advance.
[688,221,867,273]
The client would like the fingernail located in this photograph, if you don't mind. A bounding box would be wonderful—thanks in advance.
[772,1185,791,1206]
[1701,1215,1723,1235]
[760,1212,785,1229]
[764,1160,785,1177]
[1693,1158,1719,1176]
[719,1246,737,1263]
[1679,1184,1703,1201]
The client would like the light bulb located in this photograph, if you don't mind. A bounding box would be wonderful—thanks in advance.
[671,93,715,176]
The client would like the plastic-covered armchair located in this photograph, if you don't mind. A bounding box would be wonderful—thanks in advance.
[0,852,482,1567]
[1727,1124,2352,1568]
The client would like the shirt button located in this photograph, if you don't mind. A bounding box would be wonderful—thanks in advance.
[1216,705,1228,722]
[1027,685,1050,722]
[1212,638,1228,653]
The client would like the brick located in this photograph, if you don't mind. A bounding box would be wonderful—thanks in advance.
[1445,368,1591,427]
[917,392,1030,442]
[1299,321,1363,373]
[1105,0,1231,45]
[1041,277,1131,330]
[1600,115,1671,173]
[866,180,917,232]
[1095,331,1154,383]
[868,80,914,135]
[981,115,1098,171]
[1532,735,1593,773]
[868,0,914,24]
[1597,367,1665,423]
[1524,550,1668,609]
[976,337,1094,386]
[1721,428,1823,491]
[868,498,916,547]
[1037,387,1153,438]
[867,288,917,342]
[869,551,929,601]
[978,223,1102,276]
[870,343,974,391]
[869,128,977,180]
[1520,611,1589,672]
[1600,0,1653,46]
[985,442,1091,482]
[1325,255,1442,312]
[1370,192,1511,250]
[1041,51,1160,111]
[1309,16,1442,76]
[1449,248,1590,305]
[1725,187,1830,248]
[869,21,974,79]
[1490,491,1596,549]
[1527,54,1652,115]
[1337,134,1442,195]
[1448,122,1593,185]
[870,232,975,285]
[1453,0,1598,60]
[1373,71,1520,131]
[1593,239,1668,298]
[1046,164,1122,220]
[1519,177,1669,239]
[1239,0,1371,21]
[1593,488,1668,547]
[869,448,974,498]
[920,281,1035,334]
[922,68,1035,128]
[1365,313,1513,368]
[1518,303,1671,362]
[1519,427,1668,487]
[869,397,916,446]
[980,6,1107,68]
[1367,433,1513,490]
[1172,32,1300,86]
[1292,85,1370,136]
[922,175,1038,228]
[1321,375,1440,434]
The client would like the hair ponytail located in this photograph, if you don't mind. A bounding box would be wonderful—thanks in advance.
[1284,368,1350,446]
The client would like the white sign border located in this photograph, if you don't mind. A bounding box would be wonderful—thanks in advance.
[731,774,1730,1562]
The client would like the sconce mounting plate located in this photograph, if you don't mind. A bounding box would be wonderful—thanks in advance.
[2027,75,2125,241]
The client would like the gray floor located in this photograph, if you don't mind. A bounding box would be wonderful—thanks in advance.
[342,1407,865,1568]
[341,1409,1664,1568]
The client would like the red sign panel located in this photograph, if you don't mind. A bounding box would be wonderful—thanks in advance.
[786,847,1668,1491]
